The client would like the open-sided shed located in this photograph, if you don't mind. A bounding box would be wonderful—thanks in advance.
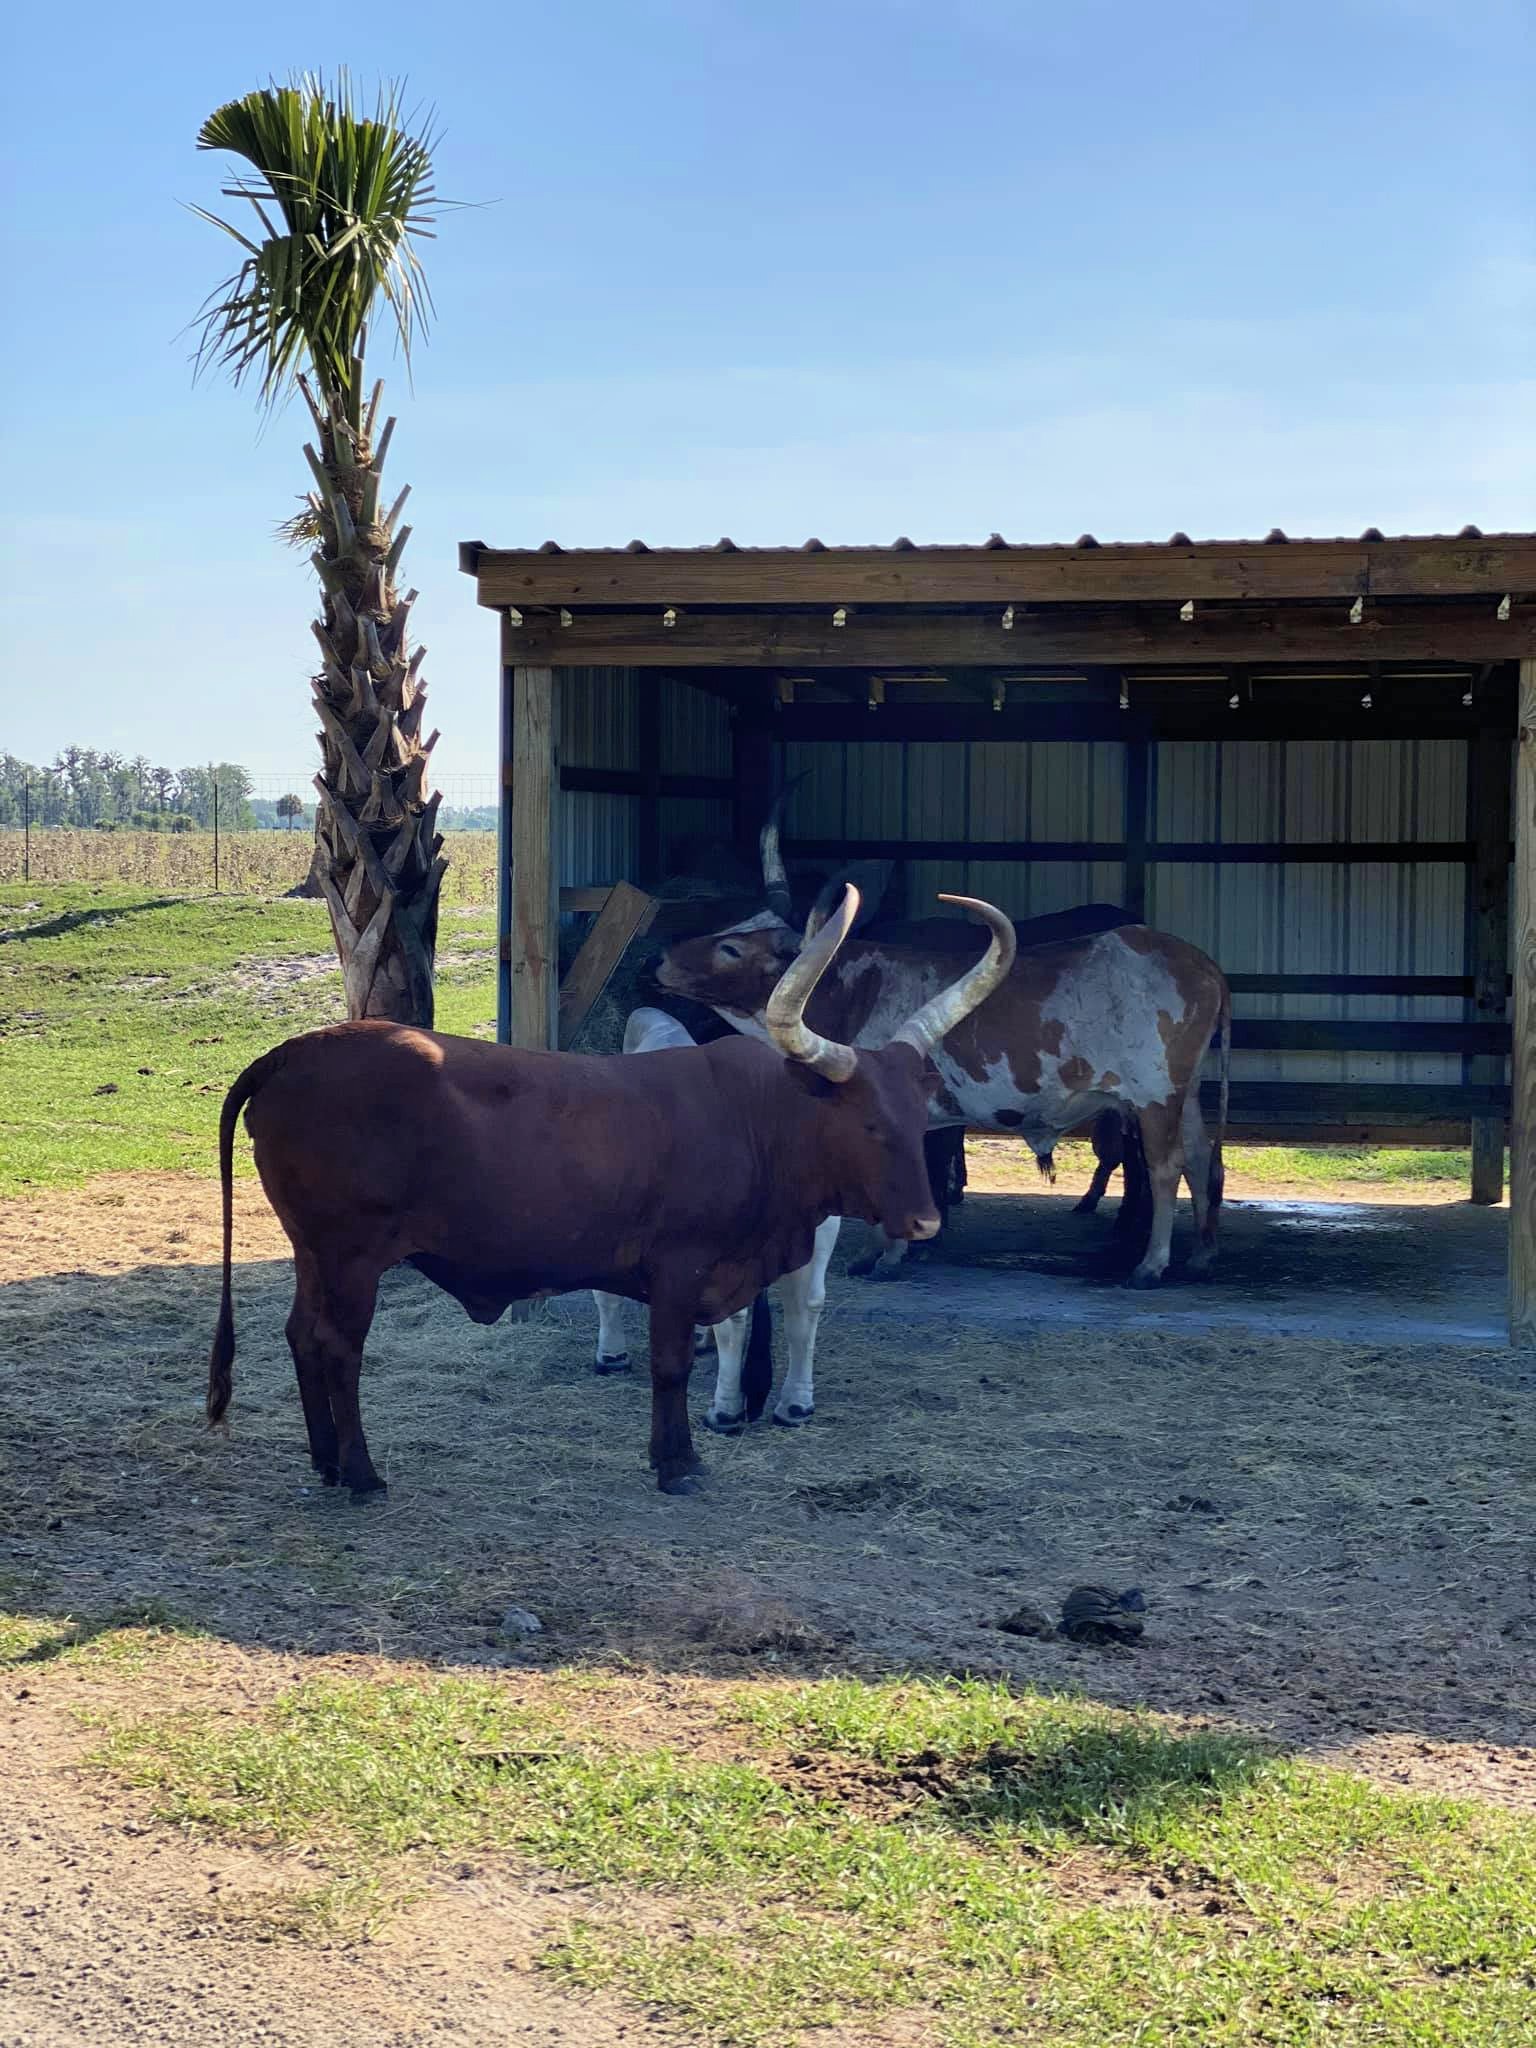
[458,529,1536,1337]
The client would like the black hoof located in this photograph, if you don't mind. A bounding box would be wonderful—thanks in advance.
[348,1479,388,1501]
[702,1408,745,1436]
[773,1405,814,1427]
[1073,1196,1099,1215]
[314,1461,340,1487]
[1124,1268,1164,1291]
[658,1471,703,1496]
[847,1255,878,1279]
[593,1352,631,1376]
[692,1332,713,1357]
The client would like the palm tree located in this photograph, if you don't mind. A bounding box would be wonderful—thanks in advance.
[277,792,304,830]
[191,74,449,1023]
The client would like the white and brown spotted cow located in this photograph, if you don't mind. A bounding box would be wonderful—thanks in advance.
[658,910,1231,1289]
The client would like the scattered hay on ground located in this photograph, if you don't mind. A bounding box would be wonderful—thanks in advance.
[1,1170,1532,1809]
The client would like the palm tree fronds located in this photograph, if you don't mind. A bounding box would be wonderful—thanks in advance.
[191,72,443,409]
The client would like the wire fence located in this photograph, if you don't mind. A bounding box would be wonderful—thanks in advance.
[0,774,503,903]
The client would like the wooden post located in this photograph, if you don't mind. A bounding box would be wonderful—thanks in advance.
[1510,659,1536,1342]
[637,674,662,884]
[508,658,559,1050]
[1468,722,1511,1203]
[496,665,514,1042]
[1122,731,1150,921]
[733,723,776,865]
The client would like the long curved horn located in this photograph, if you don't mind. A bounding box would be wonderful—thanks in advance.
[759,773,807,922]
[765,884,861,1083]
[892,895,1016,1058]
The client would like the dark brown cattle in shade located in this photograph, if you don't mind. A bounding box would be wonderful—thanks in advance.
[206,890,1015,1497]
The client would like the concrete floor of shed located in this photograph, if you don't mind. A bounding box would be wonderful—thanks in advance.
[836,1190,1512,1350]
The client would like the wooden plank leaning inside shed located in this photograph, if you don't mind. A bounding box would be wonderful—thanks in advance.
[462,532,1536,1335]
[557,881,659,1050]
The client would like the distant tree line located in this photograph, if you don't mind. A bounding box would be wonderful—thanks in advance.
[0,749,282,832]
[0,749,492,836]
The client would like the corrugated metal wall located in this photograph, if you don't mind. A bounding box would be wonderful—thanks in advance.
[659,672,734,859]
[1151,739,1468,1084]
[557,666,638,887]
[555,668,732,886]
[776,733,1488,1090]
[543,677,1498,1094]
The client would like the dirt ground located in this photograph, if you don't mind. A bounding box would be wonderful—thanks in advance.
[2,1161,1534,2043]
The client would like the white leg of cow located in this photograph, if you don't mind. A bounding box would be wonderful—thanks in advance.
[1127,1102,1185,1289]
[1180,1090,1220,1278]
[592,1291,631,1373]
[703,1307,753,1434]
[773,1216,841,1425]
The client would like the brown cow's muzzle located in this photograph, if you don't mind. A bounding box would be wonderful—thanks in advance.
[907,1211,942,1242]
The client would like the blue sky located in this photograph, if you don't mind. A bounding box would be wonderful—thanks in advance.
[1,0,1531,785]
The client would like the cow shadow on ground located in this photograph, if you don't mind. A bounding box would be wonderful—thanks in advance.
[1,1237,1532,1790]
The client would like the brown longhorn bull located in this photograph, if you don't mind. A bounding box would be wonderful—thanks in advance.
[207,887,1014,1496]
[657,812,1230,1288]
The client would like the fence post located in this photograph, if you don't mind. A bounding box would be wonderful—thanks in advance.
[22,780,29,883]
[213,781,220,893]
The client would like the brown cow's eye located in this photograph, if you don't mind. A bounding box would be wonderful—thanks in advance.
[718,941,743,961]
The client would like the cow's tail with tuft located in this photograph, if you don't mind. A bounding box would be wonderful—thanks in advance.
[1210,983,1231,1216]
[207,1048,284,1429]
[741,1292,774,1423]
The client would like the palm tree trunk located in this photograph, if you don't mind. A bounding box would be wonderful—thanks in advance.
[299,369,446,1023]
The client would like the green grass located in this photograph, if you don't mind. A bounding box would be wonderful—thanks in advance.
[96,1671,1536,2046]
[2,883,1482,1199]
[1043,1136,1478,1190]
[1221,1143,1484,1187]
[0,1601,202,1672]
[0,885,496,1193]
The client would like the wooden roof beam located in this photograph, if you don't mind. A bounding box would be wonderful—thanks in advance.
[498,605,1534,670]
[464,534,1536,610]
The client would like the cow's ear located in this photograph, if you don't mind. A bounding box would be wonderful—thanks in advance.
[843,861,893,928]
[806,860,892,938]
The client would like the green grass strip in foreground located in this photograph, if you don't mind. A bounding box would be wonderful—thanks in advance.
[95,1671,1535,2046]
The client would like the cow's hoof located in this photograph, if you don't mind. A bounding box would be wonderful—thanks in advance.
[1124,1268,1164,1291]
[702,1408,746,1436]
[313,1461,340,1487]
[693,1331,713,1357]
[348,1480,388,1501]
[658,1471,703,1496]
[593,1352,631,1376]
[847,1254,879,1279]
[773,1405,814,1427]
[1073,1196,1100,1215]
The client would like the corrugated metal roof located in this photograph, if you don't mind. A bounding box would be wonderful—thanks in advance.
[465,526,1522,563]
